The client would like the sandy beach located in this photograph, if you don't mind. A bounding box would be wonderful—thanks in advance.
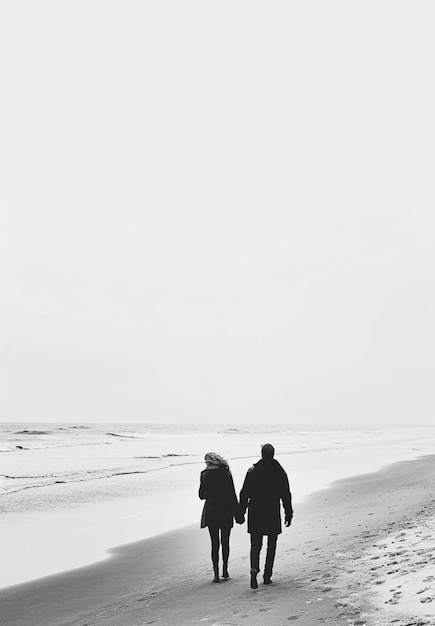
[2,454,435,626]
[3,3,435,625]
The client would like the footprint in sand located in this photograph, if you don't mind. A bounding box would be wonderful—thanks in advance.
[287,617,300,621]
[306,598,323,604]
[420,597,433,603]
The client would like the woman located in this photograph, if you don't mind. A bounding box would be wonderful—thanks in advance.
[199,452,242,582]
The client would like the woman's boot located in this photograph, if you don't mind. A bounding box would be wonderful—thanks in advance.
[213,560,220,583]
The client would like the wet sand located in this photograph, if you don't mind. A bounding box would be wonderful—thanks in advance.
[1,455,435,626]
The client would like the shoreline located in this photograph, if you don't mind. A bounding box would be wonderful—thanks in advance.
[2,455,435,625]
[1,444,431,591]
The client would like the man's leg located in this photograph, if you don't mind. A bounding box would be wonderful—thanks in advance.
[263,534,278,583]
[250,533,263,589]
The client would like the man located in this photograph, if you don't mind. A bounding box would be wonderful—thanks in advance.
[239,443,293,589]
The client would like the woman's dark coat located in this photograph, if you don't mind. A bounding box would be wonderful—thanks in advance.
[199,467,240,529]
[239,459,292,535]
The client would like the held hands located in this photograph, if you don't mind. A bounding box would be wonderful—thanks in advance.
[235,504,246,525]
[284,513,293,527]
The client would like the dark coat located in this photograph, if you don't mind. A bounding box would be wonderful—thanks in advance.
[199,467,240,529]
[239,459,293,536]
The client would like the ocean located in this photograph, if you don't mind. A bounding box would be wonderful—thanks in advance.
[2,422,435,589]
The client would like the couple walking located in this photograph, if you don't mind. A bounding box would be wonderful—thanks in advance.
[199,444,293,588]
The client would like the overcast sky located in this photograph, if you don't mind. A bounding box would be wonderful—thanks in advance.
[1,1,434,424]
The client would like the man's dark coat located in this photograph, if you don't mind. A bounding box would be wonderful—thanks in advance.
[239,458,293,535]
[199,467,240,529]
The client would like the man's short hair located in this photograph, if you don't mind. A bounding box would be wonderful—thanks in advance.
[261,443,275,459]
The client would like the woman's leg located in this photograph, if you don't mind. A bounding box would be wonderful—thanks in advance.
[208,526,220,582]
[221,527,231,578]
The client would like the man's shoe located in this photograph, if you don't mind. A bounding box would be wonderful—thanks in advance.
[263,576,272,585]
[250,572,258,589]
